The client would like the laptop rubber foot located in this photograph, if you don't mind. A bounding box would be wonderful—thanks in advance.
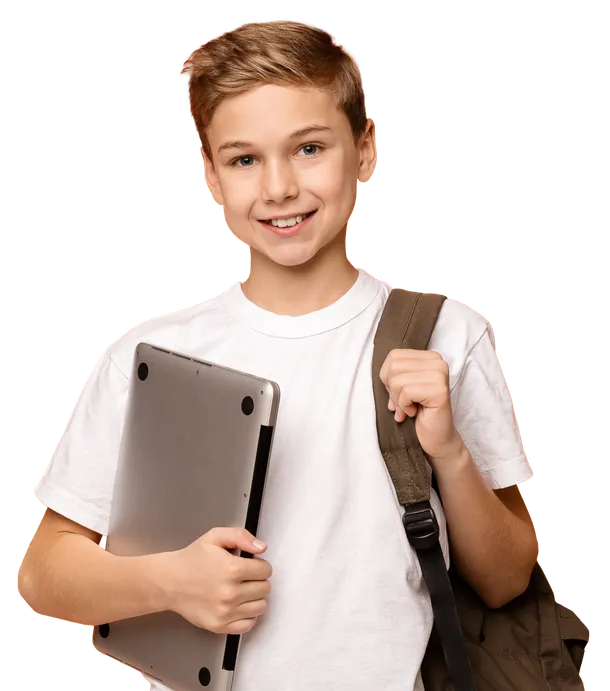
[198,667,211,686]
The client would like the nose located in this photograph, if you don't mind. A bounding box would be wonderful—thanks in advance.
[261,158,299,205]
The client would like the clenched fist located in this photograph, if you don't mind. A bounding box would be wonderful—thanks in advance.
[379,347,465,468]
[159,526,273,635]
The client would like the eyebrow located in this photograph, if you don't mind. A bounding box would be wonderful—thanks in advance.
[217,124,333,155]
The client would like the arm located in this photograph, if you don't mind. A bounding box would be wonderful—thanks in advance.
[379,327,537,608]
[434,444,538,609]
[18,508,173,626]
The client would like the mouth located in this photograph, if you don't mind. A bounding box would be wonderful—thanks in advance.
[258,209,318,236]
[259,209,317,226]
[261,211,316,228]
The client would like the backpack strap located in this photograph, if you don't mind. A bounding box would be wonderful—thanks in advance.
[372,289,478,691]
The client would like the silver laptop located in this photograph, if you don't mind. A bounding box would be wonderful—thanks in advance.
[92,341,280,691]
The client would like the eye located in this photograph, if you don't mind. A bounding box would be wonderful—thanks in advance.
[229,143,324,168]
[299,144,322,158]
[231,156,256,168]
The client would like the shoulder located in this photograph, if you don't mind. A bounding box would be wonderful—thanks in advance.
[428,296,533,488]
[427,296,490,393]
[106,292,231,378]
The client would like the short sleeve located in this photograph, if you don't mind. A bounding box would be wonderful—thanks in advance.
[450,323,533,490]
[35,347,130,536]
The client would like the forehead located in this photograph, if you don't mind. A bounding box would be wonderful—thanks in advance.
[208,84,349,152]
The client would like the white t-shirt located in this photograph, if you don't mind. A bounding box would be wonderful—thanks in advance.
[35,267,533,691]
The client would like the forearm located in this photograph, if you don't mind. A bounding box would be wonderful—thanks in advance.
[20,533,173,626]
[433,445,537,608]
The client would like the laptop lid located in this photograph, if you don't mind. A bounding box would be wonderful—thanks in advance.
[93,341,280,691]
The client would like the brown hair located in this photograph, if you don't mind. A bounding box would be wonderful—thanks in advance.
[180,20,368,164]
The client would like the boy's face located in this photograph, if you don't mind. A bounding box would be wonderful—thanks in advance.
[202,83,376,268]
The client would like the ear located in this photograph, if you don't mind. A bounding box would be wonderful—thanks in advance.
[201,146,224,206]
[358,117,379,185]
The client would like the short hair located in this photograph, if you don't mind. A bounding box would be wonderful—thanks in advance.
[180,20,368,164]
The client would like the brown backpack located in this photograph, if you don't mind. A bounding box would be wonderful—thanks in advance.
[372,289,589,690]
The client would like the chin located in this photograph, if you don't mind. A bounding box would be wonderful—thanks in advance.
[264,248,320,268]
[260,228,345,268]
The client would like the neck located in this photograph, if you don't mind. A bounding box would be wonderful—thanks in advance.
[241,227,358,316]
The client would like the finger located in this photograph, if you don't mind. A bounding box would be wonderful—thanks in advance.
[399,382,447,413]
[236,579,271,606]
[387,373,416,411]
[391,348,442,360]
[387,358,442,382]
[380,358,402,389]
[380,349,445,385]
[229,555,273,581]
[225,618,258,635]
[387,391,415,421]
[404,404,419,418]
[379,358,390,388]
[389,372,442,408]
[231,597,268,621]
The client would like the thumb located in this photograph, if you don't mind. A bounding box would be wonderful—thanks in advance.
[202,526,267,554]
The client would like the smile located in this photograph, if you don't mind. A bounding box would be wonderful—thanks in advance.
[261,210,316,227]
[259,211,316,237]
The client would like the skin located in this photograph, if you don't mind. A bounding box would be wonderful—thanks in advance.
[201,83,377,316]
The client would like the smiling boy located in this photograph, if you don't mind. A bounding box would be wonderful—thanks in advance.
[19,20,537,691]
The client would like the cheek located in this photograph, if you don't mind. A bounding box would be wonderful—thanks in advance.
[221,183,254,222]
[308,156,355,207]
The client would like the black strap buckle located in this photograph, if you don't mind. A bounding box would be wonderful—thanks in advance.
[402,502,440,550]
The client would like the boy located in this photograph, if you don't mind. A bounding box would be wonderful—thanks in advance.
[18,20,538,691]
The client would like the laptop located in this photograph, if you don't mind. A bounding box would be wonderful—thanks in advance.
[92,341,281,691]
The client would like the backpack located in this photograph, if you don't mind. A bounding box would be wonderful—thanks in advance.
[371,289,589,691]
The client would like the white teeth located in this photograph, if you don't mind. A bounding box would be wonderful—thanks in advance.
[268,212,312,227]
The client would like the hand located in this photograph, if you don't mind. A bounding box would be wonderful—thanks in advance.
[379,348,465,468]
[160,527,272,634]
